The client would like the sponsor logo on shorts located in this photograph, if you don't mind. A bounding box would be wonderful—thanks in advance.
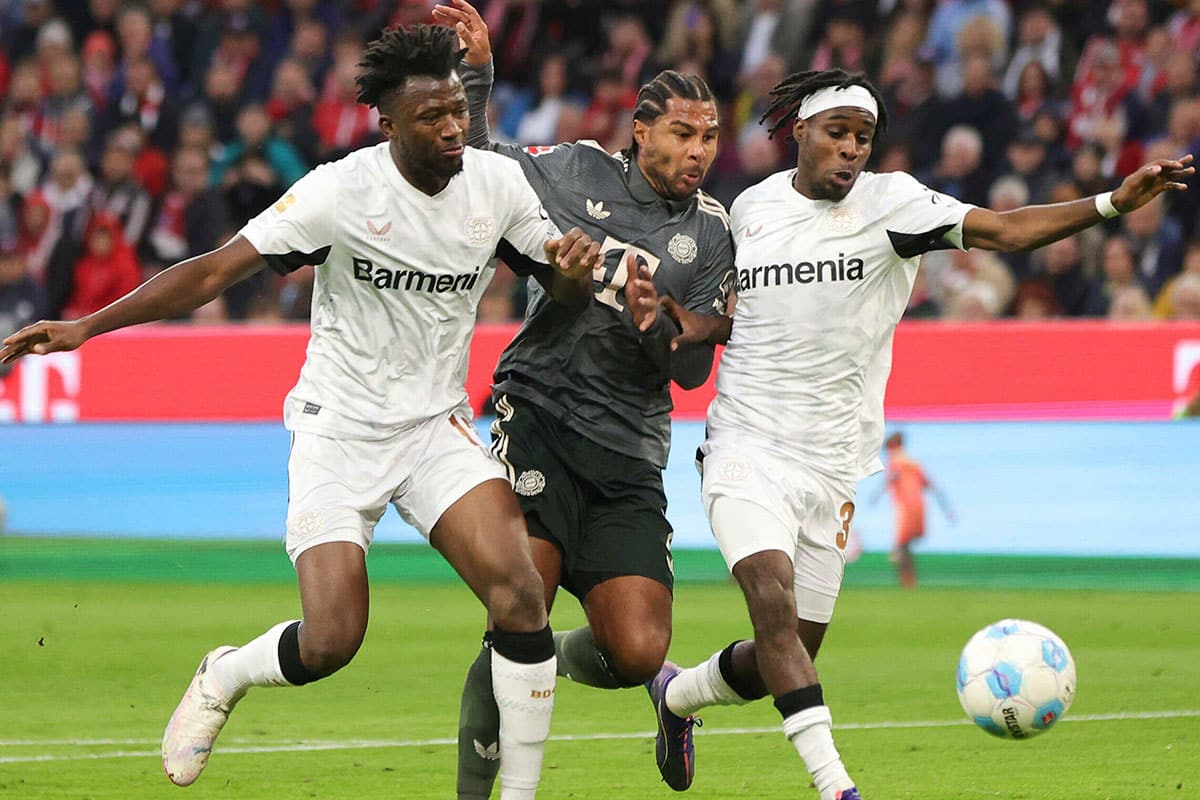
[716,459,751,481]
[302,402,321,415]
[288,510,324,543]
[473,739,499,761]
[514,469,546,496]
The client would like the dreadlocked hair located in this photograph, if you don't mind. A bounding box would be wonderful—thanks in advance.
[624,70,714,157]
[356,24,466,109]
[759,69,888,143]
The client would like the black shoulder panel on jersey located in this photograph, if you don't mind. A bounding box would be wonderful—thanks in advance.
[496,238,551,277]
[886,224,957,259]
[263,246,332,275]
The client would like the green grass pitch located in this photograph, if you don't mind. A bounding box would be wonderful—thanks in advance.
[1,540,1197,799]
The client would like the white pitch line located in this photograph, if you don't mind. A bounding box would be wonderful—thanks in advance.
[1,710,1196,765]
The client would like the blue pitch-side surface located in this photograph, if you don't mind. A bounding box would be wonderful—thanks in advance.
[1,420,1198,556]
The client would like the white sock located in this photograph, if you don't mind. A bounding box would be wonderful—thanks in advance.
[782,705,854,800]
[664,650,747,717]
[207,620,296,701]
[491,650,556,800]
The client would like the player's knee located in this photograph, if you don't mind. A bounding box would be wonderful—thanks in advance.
[486,566,547,631]
[300,619,365,677]
[738,568,797,634]
[604,626,670,685]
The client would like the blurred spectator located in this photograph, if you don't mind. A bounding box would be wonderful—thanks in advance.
[6,59,44,140]
[1084,234,1144,316]
[285,16,332,89]
[262,0,343,80]
[1107,284,1154,321]
[62,0,119,50]
[0,235,43,378]
[736,0,818,79]
[99,55,181,152]
[925,52,1017,175]
[0,115,43,200]
[88,129,154,253]
[62,211,140,320]
[81,30,118,111]
[1155,239,1200,319]
[3,0,56,64]
[657,1,740,98]
[930,248,1015,320]
[149,0,200,94]
[1002,6,1072,104]
[1010,279,1060,319]
[143,147,230,274]
[202,59,246,144]
[1067,39,1145,171]
[113,4,181,99]
[37,53,92,157]
[919,124,990,207]
[579,68,638,154]
[596,14,655,89]
[212,103,306,188]
[1068,142,1113,198]
[707,127,788,209]
[880,57,939,170]
[1000,126,1058,206]
[311,57,378,161]
[877,0,930,83]
[264,57,320,165]
[943,280,1002,320]
[0,168,17,244]
[1121,195,1183,298]
[919,0,1010,98]
[1010,60,1057,125]
[1164,272,1200,321]
[1033,234,1092,316]
[1145,57,1199,145]
[513,53,577,146]
[1167,0,1200,55]
[810,6,868,75]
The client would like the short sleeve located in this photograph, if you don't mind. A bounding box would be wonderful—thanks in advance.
[883,174,975,259]
[239,165,338,274]
[501,169,562,268]
[680,226,736,317]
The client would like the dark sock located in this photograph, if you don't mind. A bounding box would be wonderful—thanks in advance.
[491,624,554,664]
[456,633,499,800]
[277,621,319,686]
[774,683,825,719]
[553,626,639,689]
[718,640,769,701]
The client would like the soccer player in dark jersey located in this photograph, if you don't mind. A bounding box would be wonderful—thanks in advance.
[433,2,734,795]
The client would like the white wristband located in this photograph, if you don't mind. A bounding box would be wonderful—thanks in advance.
[1094,191,1120,219]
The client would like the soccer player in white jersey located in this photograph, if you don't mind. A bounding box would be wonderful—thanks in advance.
[0,25,605,800]
[629,69,1193,799]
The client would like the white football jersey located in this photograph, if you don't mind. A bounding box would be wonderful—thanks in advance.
[708,170,974,481]
[239,143,559,439]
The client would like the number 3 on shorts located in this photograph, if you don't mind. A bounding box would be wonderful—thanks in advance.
[836,502,855,550]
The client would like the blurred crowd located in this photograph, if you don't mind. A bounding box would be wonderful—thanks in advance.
[2,0,1200,338]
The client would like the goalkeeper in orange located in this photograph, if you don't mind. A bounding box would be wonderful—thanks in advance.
[877,432,956,588]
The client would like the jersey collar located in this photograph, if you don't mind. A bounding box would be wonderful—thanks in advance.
[627,158,692,213]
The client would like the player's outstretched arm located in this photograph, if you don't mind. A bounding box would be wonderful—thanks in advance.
[963,154,1194,253]
[0,236,263,365]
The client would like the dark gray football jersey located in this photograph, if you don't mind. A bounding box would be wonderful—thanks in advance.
[460,67,735,468]
[493,141,734,467]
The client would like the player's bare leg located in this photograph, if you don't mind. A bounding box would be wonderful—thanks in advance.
[434,479,556,800]
[457,537,562,800]
[890,543,917,588]
[162,541,368,786]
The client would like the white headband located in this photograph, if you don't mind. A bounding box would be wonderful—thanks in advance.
[797,85,878,121]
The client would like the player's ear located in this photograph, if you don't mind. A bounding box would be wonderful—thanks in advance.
[792,117,806,143]
[632,118,648,150]
[377,113,396,140]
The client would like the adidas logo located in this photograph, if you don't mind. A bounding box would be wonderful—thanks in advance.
[586,199,611,220]
[474,739,499,761]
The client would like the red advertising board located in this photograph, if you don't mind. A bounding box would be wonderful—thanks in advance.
[2,322,1199,423]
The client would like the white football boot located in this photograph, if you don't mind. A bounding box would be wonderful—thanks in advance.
[162,646,244,786]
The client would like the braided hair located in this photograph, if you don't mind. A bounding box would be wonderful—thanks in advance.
[759,69,888,143]
[624,70,715,157]
[356,24,465,110]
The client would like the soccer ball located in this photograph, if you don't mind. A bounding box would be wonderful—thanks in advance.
[955,619,1076,740]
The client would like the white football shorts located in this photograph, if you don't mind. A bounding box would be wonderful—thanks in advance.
[698,436,857,624]
[284,406,506,563]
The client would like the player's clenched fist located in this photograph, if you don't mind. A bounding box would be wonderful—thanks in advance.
[0,319,88,365]
[544,227,603,281]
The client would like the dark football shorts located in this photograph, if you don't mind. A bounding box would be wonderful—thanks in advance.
[489,393,674,598]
